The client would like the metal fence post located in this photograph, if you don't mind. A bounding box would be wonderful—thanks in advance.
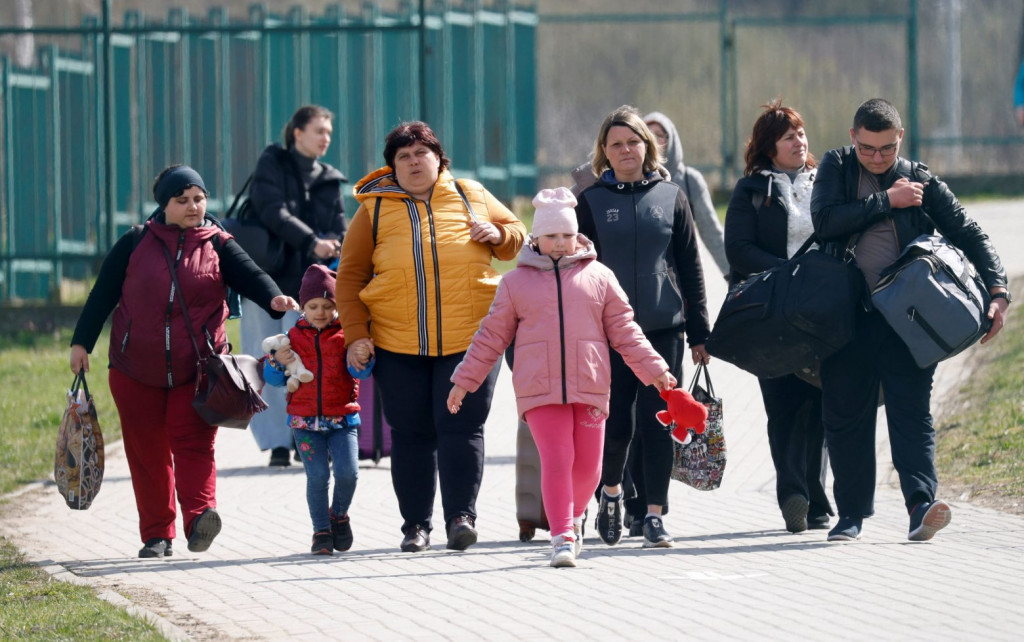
[101,0,115,251]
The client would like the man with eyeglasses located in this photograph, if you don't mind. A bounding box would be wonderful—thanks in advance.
[810,98,1010,543]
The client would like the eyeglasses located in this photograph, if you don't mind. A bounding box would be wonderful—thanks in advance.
[854,140,899,158]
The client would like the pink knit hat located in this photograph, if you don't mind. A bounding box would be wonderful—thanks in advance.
[531,187,578,237]
[299,264,337,308]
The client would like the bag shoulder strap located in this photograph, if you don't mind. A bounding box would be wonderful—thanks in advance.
[158,242,206,361]
[223,173,255,220]
[453,179,479,223]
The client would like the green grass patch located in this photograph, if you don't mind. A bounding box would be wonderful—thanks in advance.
[0,329,118,496]
[935,290,1024,508]
[0,537,167,640]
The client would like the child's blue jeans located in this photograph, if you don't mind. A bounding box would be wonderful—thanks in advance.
[293,426,359,533]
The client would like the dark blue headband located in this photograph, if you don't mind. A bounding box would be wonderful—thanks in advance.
[154,166,208,209]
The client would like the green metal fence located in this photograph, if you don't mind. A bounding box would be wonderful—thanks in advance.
[535,0,1024,195]
[0,0,538,303]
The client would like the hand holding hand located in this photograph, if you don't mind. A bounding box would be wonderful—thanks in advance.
[271,295,300,312]
[70,344,89,374]
[447,384,468,414]
[346,337,375,370]
[469,221,503,246]
[887,177,924,209]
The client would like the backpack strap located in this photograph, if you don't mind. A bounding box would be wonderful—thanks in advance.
[372,197,382,246]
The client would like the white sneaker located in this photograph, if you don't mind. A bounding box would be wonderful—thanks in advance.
[572,522,583,558]
[550,541,576,568]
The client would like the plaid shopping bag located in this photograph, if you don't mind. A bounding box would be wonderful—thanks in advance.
[54,372,105,510]
[670,362,725,490]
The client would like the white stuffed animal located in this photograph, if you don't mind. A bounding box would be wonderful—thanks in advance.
[262,334,314,392]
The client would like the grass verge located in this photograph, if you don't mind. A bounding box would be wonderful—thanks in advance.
[934,283,1024,514]
[0,537,166,640]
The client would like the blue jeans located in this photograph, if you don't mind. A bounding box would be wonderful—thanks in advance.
[293,426,359,533]
[240,297,300,451]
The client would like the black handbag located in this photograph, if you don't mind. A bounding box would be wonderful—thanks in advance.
[220,174,285,274]
[706,235,863,379]
[160,244,267,428]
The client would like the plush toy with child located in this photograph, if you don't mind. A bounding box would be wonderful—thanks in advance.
[261,334,314,392]
[447,187,676,569]
[263,264,369,556]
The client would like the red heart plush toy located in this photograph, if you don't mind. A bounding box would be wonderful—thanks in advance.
[656,388,708,445]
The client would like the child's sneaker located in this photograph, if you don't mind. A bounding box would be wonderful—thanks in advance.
[908,500,951,541]
[550,535,576,568]
[311,531,334,555]
[331,514,353,552]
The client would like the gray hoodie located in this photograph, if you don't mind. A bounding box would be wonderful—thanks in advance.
[643,111,728,275]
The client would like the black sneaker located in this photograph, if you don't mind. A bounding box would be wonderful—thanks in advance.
[908,500,951,542]
[269,447,291,467]
[138,538,172,558]
[311,531,334,555]
[331,514,354,552]
[400,525,430,552]
[187,507,222,552]
[781,494,809,533]
[807,514,831,530]
[596,490,623,546]
[642,515,673,548]
[446,515,478,551]
[827,516,863,542]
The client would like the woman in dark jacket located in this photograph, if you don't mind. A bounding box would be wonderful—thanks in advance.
[724,100,834,533]
[240,105,348,466]
[575,105,710,549]
[70,165,298,558]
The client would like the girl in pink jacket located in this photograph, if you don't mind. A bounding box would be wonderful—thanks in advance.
[448,187,675,568]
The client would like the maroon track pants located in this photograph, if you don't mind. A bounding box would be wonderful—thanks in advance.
[109,368,218,543]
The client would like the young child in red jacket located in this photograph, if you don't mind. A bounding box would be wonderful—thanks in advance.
[264,264,366,555]
[447,187,676,568]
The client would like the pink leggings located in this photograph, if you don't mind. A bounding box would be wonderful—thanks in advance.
[524,403,606,538]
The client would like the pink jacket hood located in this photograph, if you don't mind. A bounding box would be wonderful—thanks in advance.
[452,235,669,419]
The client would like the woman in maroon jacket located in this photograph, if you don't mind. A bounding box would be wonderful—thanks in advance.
[70,165,298,559]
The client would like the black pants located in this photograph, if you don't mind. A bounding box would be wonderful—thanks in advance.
[373,348,500,535]
[599,327,685,508]
[821,310,938,519]
[759,374,832,519]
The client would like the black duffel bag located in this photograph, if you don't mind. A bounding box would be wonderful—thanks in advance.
[220,174,285,274]
[706,236,863,380]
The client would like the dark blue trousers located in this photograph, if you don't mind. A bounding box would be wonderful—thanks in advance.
[821,310,938,519]
[373,348,500,535]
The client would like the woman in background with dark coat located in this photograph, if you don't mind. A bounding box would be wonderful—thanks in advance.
[240,105,348,467]
[724,100,834,533]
